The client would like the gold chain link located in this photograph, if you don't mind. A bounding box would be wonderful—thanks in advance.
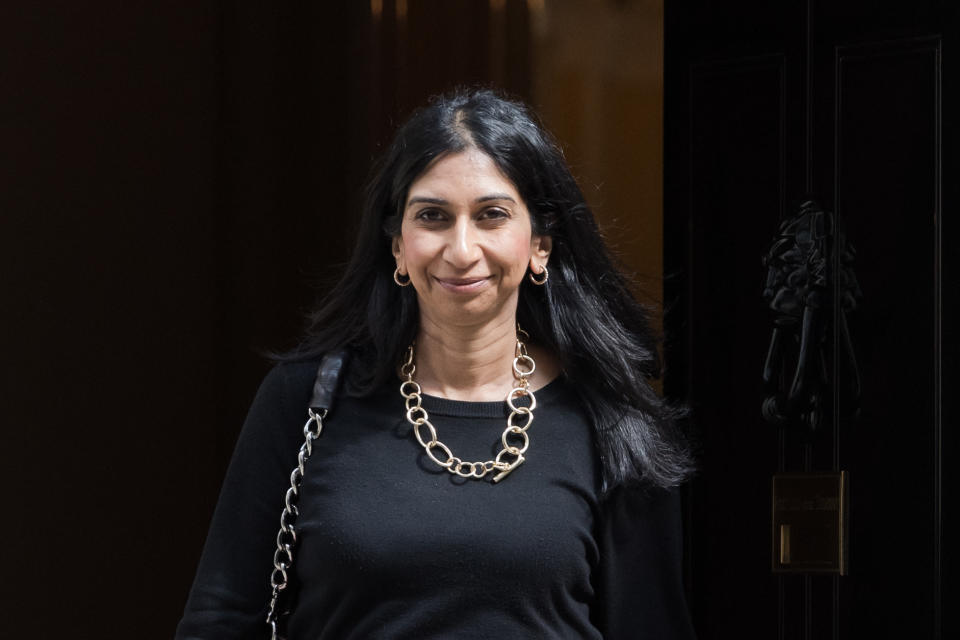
[400,333,536,483]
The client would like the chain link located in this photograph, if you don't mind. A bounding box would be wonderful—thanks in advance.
[266,407,326,640]
[400,333,536,483]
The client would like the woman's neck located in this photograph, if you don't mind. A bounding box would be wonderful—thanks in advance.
[410,313,562,401]
[412,314,519,402]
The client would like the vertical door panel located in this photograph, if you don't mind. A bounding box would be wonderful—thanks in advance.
[835,38,941,638]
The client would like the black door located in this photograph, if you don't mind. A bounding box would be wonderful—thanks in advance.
[664,2,957,638]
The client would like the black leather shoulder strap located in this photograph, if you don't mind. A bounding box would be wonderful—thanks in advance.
[267,349,350,638]
[308,349,350,412]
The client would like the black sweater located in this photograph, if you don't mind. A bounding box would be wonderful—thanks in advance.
[175,360,695,639]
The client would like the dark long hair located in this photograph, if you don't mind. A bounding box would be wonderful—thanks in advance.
[283,88,693,492]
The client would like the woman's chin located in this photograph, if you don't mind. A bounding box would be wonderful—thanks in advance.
[423,297,518,328]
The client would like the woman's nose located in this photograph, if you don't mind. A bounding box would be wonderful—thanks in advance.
[443,217,482,267]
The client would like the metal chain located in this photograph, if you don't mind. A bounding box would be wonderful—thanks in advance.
[265,407,327,640]
[400,335,536,483]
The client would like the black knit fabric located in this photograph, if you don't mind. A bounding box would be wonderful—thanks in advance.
[175,360,696,639]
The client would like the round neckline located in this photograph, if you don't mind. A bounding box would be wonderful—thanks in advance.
[418,375,567,418]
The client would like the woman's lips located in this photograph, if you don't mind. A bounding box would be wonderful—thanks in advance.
[433,276,491,293]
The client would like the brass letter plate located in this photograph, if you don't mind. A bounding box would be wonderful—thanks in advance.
[772,472,848,574]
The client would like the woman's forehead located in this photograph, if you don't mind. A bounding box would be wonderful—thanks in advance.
[406,149,519,202]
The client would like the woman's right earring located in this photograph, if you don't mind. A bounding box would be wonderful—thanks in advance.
[394,267,412,287]
[528,265,548,285]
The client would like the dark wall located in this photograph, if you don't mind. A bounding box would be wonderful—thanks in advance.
[1,2,529,637]
[2,3,223,636]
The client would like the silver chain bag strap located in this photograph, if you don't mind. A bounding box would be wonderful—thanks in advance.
[265,351,348,640]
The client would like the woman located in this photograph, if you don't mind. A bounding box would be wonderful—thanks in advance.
[176,88,696,639]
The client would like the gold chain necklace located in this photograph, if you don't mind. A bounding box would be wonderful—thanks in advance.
[399,333,536,483]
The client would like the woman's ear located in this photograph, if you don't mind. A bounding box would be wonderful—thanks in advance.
[530,234,552,270]
[392,236,405,273]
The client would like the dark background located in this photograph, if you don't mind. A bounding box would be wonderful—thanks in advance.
[664,1,956,638]
[2,1,954,638]
[1,2,530,637]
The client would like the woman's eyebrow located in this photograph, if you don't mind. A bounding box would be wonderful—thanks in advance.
[406,193,517,207]
[406,196,447,207]
[475,193,516,204]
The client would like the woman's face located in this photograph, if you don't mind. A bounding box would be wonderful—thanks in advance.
[392,148,551,328]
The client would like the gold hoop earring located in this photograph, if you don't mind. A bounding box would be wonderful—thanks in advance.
[394,267,411,287]
[528,265,548,285]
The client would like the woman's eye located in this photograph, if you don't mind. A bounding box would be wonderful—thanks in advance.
[415,209,445,222]
[481,208,509,220]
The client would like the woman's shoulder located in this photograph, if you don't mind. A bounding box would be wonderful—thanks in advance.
[264,357,326,387]
[258,356,323,388]
[247,357,325,419]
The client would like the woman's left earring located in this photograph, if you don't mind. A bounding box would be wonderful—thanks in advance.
[394,267,411,287]
[528,264,548,285]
